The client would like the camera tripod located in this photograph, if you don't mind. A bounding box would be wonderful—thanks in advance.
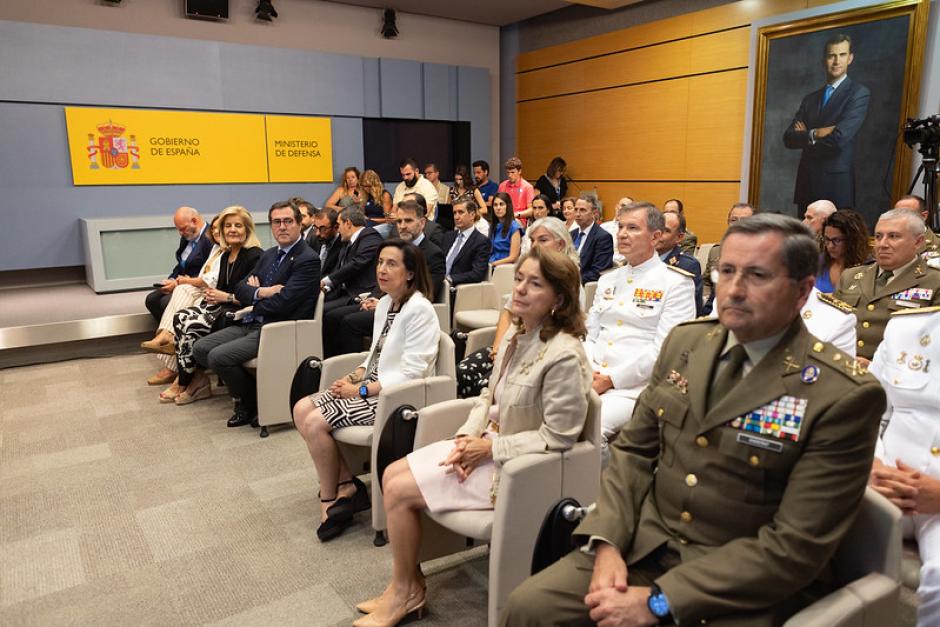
[907,143,940,231]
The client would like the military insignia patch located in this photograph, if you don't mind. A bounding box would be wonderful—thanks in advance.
[728,395,808,442]
[893,288,933,301]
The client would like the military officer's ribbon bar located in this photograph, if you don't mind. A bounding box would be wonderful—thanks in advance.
[728,395,808,442]
[893,288,933,301]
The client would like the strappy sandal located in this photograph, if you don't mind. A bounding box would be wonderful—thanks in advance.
[316,493,353,542]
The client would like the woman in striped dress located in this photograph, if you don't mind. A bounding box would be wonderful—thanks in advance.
[293,240,441,542]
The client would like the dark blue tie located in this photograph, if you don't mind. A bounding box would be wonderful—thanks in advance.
[573,230,584,248]
[264,250,286,286]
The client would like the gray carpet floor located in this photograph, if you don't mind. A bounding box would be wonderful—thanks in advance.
[0,353,488,626]
[0,353,919,626]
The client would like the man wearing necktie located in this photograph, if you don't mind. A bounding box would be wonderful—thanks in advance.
[193,200,320,428]
[570,193,614,284]
[503,214,885,626]
[783,33,871,218]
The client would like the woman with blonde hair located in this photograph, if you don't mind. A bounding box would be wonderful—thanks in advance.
[324,166,362,211]
[457,217,581,398]
[159,206,263,404]
[360,169,393,235]
[354,246,591,626]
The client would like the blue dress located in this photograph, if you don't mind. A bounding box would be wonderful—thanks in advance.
[815,266,835,293]
[489,221,521,264]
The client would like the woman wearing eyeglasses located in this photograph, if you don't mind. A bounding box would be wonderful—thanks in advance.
[816,209,871,293]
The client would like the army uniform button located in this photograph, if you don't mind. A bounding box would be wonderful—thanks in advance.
[862,321,870,329]
[695,436,708,448]
[867,304,875,311]
[833,354,842,361]
[932,447,940,457]
[602,362,608,368]
[678,535,689,545]
[657,408,665,417]
[685,474,698,487]
[812,342,824,353]
[680,511,693,523]
[857,340,865,348]
[749,455,760,467]
[617,320,623,326]
[608,341,613,347]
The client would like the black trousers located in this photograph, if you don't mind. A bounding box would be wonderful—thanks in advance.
[323,303,374,357]
[145,288,171,323]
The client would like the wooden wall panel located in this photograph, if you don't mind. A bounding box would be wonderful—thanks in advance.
[517,28,749,102]
[518,79,689,181]
[685,69,748,181]
[583,181,740,243]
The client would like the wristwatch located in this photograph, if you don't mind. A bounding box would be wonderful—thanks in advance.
[647,584,671,623]
[358,384,369,399]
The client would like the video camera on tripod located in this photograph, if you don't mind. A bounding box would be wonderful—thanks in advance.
[904,114,940,231]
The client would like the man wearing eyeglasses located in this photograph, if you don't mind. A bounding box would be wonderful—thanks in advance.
[503,214,885,626]
[833,208,940,365]
[193,200,320,428]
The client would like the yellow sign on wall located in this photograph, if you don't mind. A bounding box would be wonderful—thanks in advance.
[65,107,333,186]
[266,115,334,183]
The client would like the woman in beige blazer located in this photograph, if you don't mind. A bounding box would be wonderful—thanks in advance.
[353,246,592,627]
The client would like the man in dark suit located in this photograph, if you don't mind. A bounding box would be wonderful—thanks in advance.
[325,200,446,356]
[309,208,342,276]
[293,196,317,244]
[783,33,871,215]
[571,193,614,283]
[320,205,383,314]
[144,205,214,322]
[657,210,704,315]
[441,196,491,289]
[502,215,885,626]
[193,200,320,428]
[385,193,445,249]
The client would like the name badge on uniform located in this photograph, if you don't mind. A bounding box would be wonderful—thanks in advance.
[633,288,663,309]
[893,288,933,301]
[736,432,784,453]
[727,395,808,442]
[895,300,921,308]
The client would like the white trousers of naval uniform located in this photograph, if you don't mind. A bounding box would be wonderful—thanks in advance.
[598,391,637,466]
[903,514,940,626]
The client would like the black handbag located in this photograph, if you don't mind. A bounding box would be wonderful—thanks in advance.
[375,404,418,492]
[531,497,583,575]
[289,355,322,424]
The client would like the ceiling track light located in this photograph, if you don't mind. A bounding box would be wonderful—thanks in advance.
[381,8,399,39]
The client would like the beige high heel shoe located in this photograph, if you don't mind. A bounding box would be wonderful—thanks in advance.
[356,578,426,614]
[352,588,427,627]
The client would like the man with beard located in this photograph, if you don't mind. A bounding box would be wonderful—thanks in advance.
[392,157,439,220]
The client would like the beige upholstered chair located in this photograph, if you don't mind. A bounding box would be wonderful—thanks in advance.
[453,265,515,332]
[583,281,598,310]
[464,326,497,356]
[413,391,602,625]
[433,279,452,334]
[242,296,324,438]
[783,488,901,626]
[694,242,716,274]
[318,331,457,544]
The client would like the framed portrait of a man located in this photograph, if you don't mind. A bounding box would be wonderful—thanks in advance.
[747,0,930,226]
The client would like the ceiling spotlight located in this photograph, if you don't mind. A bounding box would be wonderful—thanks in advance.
[255,0,277,21]
[381,9,399,39]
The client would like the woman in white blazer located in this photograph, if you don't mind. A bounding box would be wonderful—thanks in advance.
[293,240,440,542]
[353,247,592,627]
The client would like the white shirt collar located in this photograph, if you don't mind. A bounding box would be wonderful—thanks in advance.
[626,251,660,273]
[349,226,363,244]
[413,233,425,246]
[457,225,476,238]
[828,74,848,90]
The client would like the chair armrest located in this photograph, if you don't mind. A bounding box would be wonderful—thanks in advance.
[256,321,296,364]
[466,326,498,355]
[425,375,456,406]
[295,318,323,360]
[782,572,898,626]
[319,352,369,390]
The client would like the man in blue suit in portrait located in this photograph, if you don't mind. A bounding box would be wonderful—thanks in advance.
[193,200,320,428]
[783,33,871,216]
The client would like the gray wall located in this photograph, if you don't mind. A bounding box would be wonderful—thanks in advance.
[0,20,490,272]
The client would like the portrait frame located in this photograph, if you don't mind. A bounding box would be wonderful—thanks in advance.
[747,0,930,222]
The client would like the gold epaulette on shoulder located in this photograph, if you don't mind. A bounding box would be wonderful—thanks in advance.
[817,291,854,313]
[890,305,940,316]
[666,264,694,278]
[678,316,718,326]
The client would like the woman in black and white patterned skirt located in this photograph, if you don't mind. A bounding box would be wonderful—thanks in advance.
[293,240,441,541]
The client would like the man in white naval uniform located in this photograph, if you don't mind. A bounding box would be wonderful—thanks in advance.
[868,306,940,627]
[799,286,857,356]
[584,201,696,455]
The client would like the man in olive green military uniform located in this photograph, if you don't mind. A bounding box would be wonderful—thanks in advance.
[663,198,698,256]
[833,208,940,365]
[702,202,755,315]
[501,214,885,626]
[895,194,940,256]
